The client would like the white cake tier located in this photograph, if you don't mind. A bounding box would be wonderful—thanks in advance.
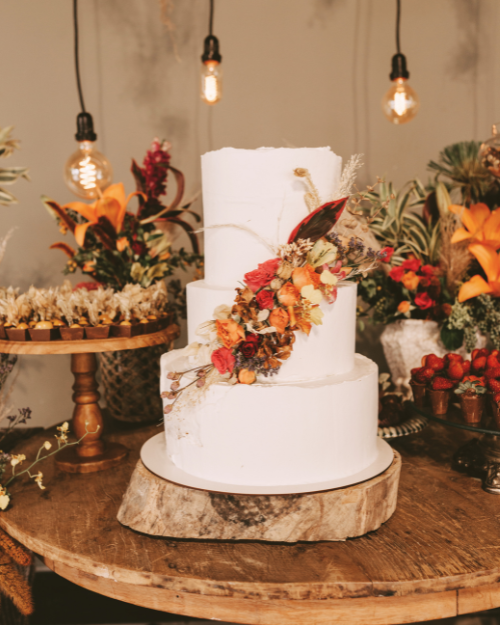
[161,352,378,487]
[201,147,342,288]
[187,280,357,381]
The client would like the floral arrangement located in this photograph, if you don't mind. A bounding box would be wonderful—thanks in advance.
[43,139,203,317]
[162,167,392,414]
[357,139,500,351]
[0,280,169,340]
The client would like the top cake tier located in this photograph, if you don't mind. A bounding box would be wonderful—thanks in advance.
[201,147,342,287]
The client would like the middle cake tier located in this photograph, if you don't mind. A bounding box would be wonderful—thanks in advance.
[186,280,357,382]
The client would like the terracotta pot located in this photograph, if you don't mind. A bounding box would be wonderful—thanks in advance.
[459,391,486,426]
[427,388,451,415]
[139,320,159,335]
[28,328,60,342]
[410,381,426,408]
[85,326,110,340]
[60,327,85,341]
[110,323,143,338]
[5,327,30,341]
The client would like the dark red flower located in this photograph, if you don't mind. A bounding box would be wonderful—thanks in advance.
[142,138,171,199]
[389,266,405,282]
[244,258,281,292]
[256,290,275,310]
[239,334,259,358]
[414,292,434,310]
[402,258,421,272]
[420,264,435,277]
[211,347,235,374]
[73,282,101,291]
[379,247,394,263]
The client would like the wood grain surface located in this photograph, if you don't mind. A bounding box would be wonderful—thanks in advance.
[117,454,401,541]
[1,423,499,624]
[0,325,179,355]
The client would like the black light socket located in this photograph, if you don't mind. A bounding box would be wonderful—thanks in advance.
[201,34,222,64]
[390,53,409,81]
[75,112,97,142]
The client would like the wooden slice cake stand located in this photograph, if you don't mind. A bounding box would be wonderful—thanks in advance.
[0,326,179,473]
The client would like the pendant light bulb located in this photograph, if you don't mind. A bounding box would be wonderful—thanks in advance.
[201,1,222,106]
[63,113,112,199]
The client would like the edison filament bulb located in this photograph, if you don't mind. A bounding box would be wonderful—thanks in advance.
[382,53,419,125]
[382,78,420,125]
[201,60,223,105]
[63,112,112,199]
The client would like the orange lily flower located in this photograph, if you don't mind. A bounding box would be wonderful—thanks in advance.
[458,243,500,302]
[64,183,143,247]
[449,203,500,250]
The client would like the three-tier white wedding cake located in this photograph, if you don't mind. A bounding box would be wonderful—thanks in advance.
[159,147,380,489]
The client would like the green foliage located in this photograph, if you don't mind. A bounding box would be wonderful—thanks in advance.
[454,379,486,395]
[0,126,29,206]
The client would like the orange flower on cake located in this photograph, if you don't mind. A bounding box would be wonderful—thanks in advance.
[269,308,289,334]
[216,319,245,349]
[292,264,321,290]
[458,243,500,301]
[238,369,256,384]
[244,258,281,292]
[278,282,300,307]
[449,203,500,249]
[401,271,420,291]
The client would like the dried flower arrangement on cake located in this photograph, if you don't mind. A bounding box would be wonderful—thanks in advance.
[356,140,500,352]
[0,281,169,341]
[163,166,392,414]
[42,139,203,317]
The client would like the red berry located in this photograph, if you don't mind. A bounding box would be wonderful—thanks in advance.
[444,353,463,364]
[431,376,454,390]
[494,393,500,404]
[492,350,500,358]
[462,361,471,375]
[463,374,486,385]
[447,362,464,380]
[422,354,445,371]
[413,367,435,384]
[487,355,500,369]
[485,367,500,379]
[488,379,500,393]
[472,356,487,373]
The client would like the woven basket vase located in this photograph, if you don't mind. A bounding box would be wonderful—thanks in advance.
[99,343,171,423]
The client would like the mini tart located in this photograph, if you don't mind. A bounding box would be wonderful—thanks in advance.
[52,319,66,327]
[78,317,89,326]
[35,320,54,329]
[17,322,29,330]
[70,323,82,328]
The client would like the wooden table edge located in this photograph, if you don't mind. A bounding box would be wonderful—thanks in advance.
[0,325,180,354]
[41,558,500,625]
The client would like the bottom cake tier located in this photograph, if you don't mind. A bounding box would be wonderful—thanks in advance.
[160,351,379,487]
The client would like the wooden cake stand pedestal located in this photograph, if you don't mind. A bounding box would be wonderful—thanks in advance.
[118,438,401,542]
[0,326,179,474]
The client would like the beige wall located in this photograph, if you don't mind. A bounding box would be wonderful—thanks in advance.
[0,0,496,427]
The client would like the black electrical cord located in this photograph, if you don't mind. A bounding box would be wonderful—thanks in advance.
[395,0,401,55]
[209,0,214,36]
[73,0,86,113]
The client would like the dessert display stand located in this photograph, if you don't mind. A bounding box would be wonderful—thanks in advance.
[411,402,500,494]
[118,435,401,542]
[0,326,179,474]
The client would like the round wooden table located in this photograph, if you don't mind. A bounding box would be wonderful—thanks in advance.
[1,423,499,625]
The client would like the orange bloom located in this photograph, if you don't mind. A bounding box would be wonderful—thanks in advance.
[64,183,144,247]
[216,319,245,349]
[449,203,500,250]
[401,271,420,291]
[238,369,256,385]
[458,243,500,302]
[116,237,129,252]
[292,264,321,290]
[269,308,289,334]
[278,282,300,307]
[82,260,96,273]
[288,306,312,335]
[398,301,411,313]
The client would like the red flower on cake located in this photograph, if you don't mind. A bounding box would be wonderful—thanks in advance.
[402,258,421,272]
[389,266,405,282]
[211,347,235,374]
[414,292,434,310]
[239,334,259,358]
[256,289,275,310]
[244,258,281,292]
